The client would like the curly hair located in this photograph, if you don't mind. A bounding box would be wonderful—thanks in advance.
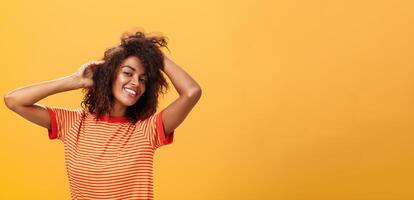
[81,30,170,123]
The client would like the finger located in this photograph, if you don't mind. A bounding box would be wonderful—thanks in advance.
[90,61,105,66]
[93,60,105,64]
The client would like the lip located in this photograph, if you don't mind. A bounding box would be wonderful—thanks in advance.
[123,87,138,97]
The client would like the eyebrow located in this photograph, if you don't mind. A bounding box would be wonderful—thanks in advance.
[122,65,146,76]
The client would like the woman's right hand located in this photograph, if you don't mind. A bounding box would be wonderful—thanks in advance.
[73,60,105,88]
[4,60,104,130]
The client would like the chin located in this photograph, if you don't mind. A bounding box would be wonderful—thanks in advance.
[121,101,136,107]
[123,98,140,107]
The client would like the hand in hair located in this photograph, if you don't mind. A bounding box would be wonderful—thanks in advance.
[73,60,105,88]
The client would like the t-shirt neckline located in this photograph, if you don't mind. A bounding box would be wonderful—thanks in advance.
[98,114,130,123]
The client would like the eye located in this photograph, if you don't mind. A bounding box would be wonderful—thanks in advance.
[123,71,132,76]
[139,77,147,83]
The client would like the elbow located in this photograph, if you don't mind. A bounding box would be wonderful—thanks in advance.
[186,86,202,102]
[4,93,16,110]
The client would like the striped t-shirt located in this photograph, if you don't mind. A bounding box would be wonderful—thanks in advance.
[46,106,174,200]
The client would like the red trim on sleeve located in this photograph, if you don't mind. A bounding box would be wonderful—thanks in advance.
[157,111,174,145]
[47,107,58,140]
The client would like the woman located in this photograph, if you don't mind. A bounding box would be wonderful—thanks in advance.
[4,30,202,199]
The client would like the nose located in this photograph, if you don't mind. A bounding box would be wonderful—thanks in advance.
[129,75,141,87]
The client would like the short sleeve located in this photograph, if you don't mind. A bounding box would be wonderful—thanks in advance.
[139,110,174,149]
[46,106,84,142]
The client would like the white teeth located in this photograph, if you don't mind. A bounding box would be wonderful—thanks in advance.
[124,88,137,95]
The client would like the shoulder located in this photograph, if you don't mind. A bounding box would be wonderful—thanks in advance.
[47,106,87,119]
[134,112,164,134]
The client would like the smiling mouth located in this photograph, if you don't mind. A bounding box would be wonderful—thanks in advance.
[123,87,137,97]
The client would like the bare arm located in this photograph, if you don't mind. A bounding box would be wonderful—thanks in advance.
[161,56,202,135]
[3,60,103,129]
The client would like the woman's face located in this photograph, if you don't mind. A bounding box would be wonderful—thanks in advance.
[111,56,147,113]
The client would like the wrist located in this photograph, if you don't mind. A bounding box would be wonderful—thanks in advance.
[66,75,83,90]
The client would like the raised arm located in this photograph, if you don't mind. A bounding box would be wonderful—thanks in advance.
[161,56,202,135]
[3,60,103,129]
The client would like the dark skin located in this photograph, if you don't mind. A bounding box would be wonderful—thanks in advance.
[4,56,202,136]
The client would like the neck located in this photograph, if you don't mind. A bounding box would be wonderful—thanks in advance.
[109,103,126,117]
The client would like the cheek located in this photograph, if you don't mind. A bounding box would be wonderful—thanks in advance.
[112,81,123,95]
[141,85,146,94]
[113,76,125,87]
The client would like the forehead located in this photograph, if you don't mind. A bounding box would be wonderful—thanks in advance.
[119,56,145,73]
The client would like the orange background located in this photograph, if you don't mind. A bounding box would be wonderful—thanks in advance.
[1,0,413,199]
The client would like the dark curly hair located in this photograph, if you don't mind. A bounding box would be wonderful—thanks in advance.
[81,29,170,123]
